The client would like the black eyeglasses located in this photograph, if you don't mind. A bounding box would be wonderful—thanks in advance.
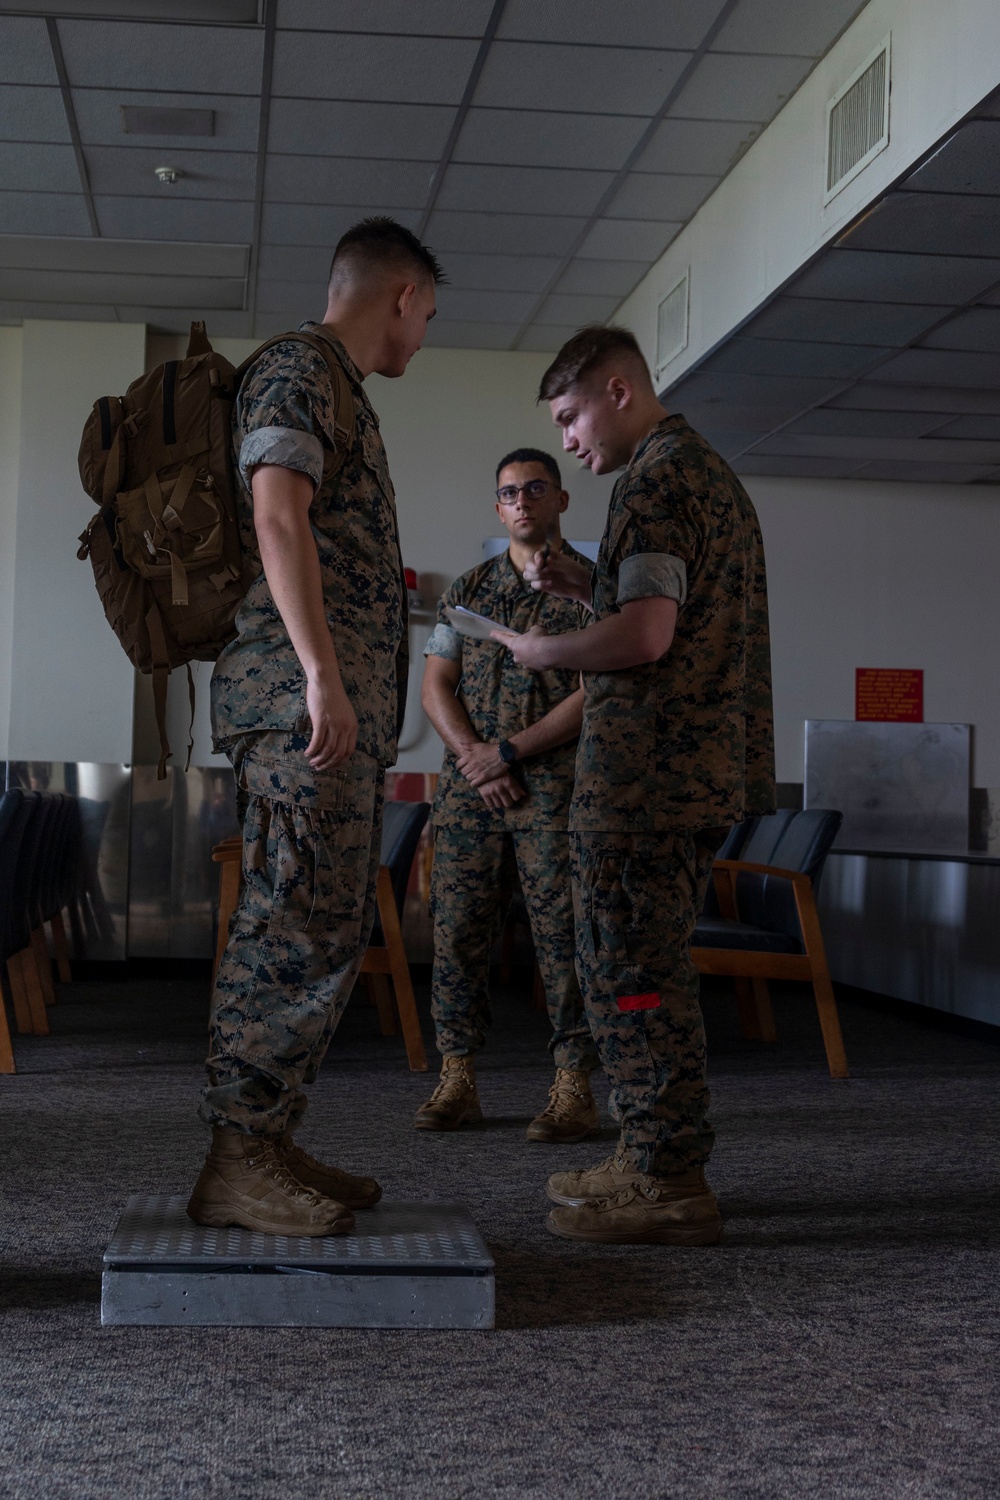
[495,480,553,505]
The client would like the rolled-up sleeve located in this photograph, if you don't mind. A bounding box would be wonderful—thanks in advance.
[423,622,462,661]
[617,552,687,607]
[238,426,325,490]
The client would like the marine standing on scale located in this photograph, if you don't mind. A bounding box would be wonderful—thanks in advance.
[495,326,775,1246]
[187,219,443,1238]
[417,448,601,1141]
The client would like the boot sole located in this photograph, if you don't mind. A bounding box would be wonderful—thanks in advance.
[186,1193,354,1237]
[413,1106,484,1132]
[545,1183,619,1207]
[545,1212,723,1247]
[526,1122,601,1144]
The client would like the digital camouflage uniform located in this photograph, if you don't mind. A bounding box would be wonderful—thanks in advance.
[425,547,598,1072]
[572,414,775,1175]
[204,323,406,1136]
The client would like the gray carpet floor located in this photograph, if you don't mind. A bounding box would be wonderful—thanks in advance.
[1,971,998,1500]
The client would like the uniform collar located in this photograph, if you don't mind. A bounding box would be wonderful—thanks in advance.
[298,321,365,388]
[628,412,687,472]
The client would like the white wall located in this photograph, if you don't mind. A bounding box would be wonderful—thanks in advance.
[746,476,1000,786]
[0,327,23,758]
[3,320,144,763]
[617,0,1000,382]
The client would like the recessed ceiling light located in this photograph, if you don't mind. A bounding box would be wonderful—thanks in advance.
[122,105,215,137]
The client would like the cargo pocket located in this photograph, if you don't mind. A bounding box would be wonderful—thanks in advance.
[580,849,630,963]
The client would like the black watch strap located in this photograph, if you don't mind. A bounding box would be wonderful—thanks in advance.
[497,739,519,765]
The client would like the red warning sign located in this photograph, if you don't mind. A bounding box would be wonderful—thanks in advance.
[855,668,923,723]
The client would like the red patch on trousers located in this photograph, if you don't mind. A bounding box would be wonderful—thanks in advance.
[617,993,660,1012]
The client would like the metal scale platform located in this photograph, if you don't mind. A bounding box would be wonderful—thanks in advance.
[102,1194,495,1329]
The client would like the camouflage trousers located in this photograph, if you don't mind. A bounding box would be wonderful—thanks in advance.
[431,824,598,1072]
[201,731,383,1136]
[571,828,726,1175]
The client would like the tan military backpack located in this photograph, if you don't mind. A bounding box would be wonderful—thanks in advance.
[77,321,354,776]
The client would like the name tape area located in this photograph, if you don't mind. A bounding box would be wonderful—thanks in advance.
[617,993,660,1012]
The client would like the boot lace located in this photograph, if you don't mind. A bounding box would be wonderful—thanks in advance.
[245,1141,331,1205]
[425,1062,475,1109]
[539,1071,590,1123]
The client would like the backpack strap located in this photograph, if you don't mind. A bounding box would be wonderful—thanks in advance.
[234,330,357,480]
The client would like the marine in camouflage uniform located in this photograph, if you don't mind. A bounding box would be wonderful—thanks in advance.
[426,548,597,1058]
[567,413,774,1178]
[203,321,407,1138]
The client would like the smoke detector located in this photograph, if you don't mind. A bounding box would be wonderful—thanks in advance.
[154,166,183,185]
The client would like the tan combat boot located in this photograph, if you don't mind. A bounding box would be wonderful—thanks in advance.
[278,1136,382,1210]
[414,1055,483,1131]
[187,1127,355,1236]
[546,1149,635,1207]
[526,1068,600,1143]
[546,1165,722,1246]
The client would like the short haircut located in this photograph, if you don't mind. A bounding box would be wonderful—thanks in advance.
[495,447,562,488]
[329,216,446,291]
[538,324,649,401]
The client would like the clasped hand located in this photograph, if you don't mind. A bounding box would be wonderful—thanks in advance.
[454,741,525,808]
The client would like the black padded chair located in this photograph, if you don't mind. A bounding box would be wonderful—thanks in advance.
[0,789,49,1049]
[0,788,30,1071]
[361,800,430,1072]
[692,808,847,1077]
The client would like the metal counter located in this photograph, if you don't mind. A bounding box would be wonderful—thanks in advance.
[818,848,1000,1027]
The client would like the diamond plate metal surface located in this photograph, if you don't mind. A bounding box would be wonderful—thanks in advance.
[104,1195,493,1271]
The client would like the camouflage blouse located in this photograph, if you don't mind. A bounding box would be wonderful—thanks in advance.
[425,545,591,829]
[211,323,407,766]
[571,414,775,833]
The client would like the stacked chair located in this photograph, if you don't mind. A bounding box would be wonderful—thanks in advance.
[0,786,83,1073]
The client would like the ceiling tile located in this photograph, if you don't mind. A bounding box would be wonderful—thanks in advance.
[453,108,647,172]
[0,189,91,236]
[701,337,891,381]
[264,154,432,208]
[0,86,70,145]
[261,203,422,246]
[59,19,263,94]
[902,121,1000,197]
[734,455,860,478]
[849,460,999,483]
[0,16,57,86]
[605,172,716,222]
[751,433,1000,465]
[536,291,621,324]
[86,146,256,201]
[517,324,580,353]
[269,99,453,161]
[669,52,813,123]
[634,117,762,176]
[257,244,330,281]
[838,192,1000,260]
[825,382,1000,415]
[0,267,245,309]
[272,31,478,104]
[0,299,117,322]
[664,370,843,421]
[497,0,725,49]
[782,409,949,439]
[276,0,495,36]
[918,307,1000,352]
[424,210,587,257]
[0,143,80,194]
[554,258,647,296]
[788,250,1000,305]
[932,415,1000,440]
[0,236,247,277]
[421,320,519,350]
[136,307,253,338]
[474,41,689,116]
[973,86,1000,120]
[577,217,681,260]
[436,163,612,217]
[256,279,325,314]
[94,195,254,241]
[712,0,869,56]
[73,89,259,153]
[693,429,763,459]
[744,296,950,347]
[434,287,539,323]
[434,253,562,292]
[869,348,1000,389]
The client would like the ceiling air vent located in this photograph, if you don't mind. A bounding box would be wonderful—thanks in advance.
[655,272,689,384]
[825,36,891,203]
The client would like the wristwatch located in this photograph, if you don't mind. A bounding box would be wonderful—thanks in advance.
[497,739,519,766]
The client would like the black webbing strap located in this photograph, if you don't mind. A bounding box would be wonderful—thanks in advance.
[162,361,178,446]
[146,603,172,780]
[184,664,196,772]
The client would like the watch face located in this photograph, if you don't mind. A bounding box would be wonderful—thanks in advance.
[499,740,517,764]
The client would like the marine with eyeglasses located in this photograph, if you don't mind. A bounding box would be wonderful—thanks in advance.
[416,447,601,1142]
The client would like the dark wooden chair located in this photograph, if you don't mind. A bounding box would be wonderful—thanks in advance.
[692,809,848,1078]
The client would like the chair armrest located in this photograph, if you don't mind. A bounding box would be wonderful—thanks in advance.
[712,858,812,887]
